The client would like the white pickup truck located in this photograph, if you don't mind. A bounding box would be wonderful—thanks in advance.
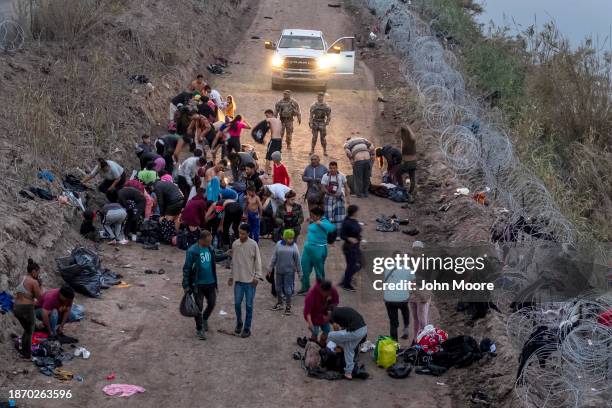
[264,29,356,90]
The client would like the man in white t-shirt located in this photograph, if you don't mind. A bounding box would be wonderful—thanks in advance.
[320,161,350,230]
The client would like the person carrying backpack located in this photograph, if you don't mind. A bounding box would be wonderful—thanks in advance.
[182,230,218,340]
[297,207,336,295]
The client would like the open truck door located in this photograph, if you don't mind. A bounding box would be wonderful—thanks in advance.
[328,37,355,74]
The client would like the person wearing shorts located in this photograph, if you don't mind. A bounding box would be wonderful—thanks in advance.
[264,109,282,174]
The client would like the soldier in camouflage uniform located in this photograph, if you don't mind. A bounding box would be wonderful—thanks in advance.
[274,90,301,149]
[309,92,331,156]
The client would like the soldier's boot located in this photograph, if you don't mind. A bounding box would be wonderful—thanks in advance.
[322,142,328,156]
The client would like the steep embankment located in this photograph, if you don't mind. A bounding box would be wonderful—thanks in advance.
[0,0,255,364]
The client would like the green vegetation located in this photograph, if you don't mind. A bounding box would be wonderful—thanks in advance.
[418,0,611,243]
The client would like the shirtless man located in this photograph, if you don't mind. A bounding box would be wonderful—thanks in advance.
[264,109,282,174]
[243,186,263,242]
[205,160,227,185]
[189,74,207,94]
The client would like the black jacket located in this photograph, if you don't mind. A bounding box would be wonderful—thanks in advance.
[117,187,146,214]
[154,181,184,214]
[381,145,402,167]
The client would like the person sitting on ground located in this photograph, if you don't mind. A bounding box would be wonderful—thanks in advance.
[375,144,402,184]
[182,230,218,340]
[303,279,339,345]
[268,229,302,316]
[271,151,290,187]
[264,109,282,174]
[262,183,291,216]
[344,136,375,198]
[137,161,159,186]
[298,207,336,294]
[327,305,368,380]
[81,158,126,200]
[321,161,350,231]
[115,186,146,242]
[100,200,129,245]
[14,258,43,359]
[154,176,185,225]
[241,162,263,193]
[275,190,304,241]
[340,204,362,292]
[189,74,207,94]
[35,285,75,337]
[228,224,263,338]
[178,150,207,199]
[244,186,263,242]
[80,209,99,242]
[136,133,154,158]
[302,155,328,211]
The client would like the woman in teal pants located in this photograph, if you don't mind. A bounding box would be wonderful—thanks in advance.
[297,207,336,295]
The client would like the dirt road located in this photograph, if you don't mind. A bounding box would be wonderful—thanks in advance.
[5,1,452,407]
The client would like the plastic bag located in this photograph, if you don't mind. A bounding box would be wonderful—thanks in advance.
[56,248,102,298]
[179,291,201,317]
[375,336,398,368]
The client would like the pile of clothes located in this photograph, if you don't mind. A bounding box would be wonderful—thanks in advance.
[369,183,412,203]
[293,337,369,381]
[14,332,80,380]
[375,214,409,232]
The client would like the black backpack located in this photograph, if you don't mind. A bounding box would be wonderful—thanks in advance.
[251,120,270,144]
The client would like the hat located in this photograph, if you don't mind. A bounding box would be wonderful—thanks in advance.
[271,151,282,161]
[283,229,295,240]
[161,174,173,182]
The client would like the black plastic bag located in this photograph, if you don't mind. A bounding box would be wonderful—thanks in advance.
[56,247,102,298]
[251,120,270,144]
[180,291,201,317]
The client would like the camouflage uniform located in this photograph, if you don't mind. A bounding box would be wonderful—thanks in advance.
[274,96,301,148]
[309,100,331,153]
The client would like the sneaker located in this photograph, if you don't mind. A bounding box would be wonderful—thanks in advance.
[341,285,357,292]
[234,323,243,334]
[270,303,283,311]
[118,239,129,245]
[284,306,292,316]
[196,330,206,340]
[203,320,209,332]
[240,329,251,338]
[296,289,308,296]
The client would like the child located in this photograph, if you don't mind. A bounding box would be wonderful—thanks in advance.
[80,209,99,242]
[244,186,262,242]
[268,229,302,315]
[271,151,290,186]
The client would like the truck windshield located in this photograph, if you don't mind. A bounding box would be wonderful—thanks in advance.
[278,36,324,50]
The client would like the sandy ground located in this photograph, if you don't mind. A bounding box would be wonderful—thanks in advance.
[1,1,456,407]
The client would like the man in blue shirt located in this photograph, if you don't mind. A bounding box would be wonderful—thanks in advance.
[182,230,218,340]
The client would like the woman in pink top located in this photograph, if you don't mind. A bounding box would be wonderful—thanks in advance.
[227,115,251,155]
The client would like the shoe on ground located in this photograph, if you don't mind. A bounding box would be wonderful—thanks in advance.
[118,239,129,245]
[196,330,207,340]
[341,285,357,292]
[284,306,292,316]
[241,329,251,338]
[270,303,283,311]
[296,289,308,296]
[234,323,243,334]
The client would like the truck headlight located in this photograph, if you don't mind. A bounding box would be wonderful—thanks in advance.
[317,55,332,70]
[272,55,283,68]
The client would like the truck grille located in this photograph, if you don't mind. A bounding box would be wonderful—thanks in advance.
[283,57,316,70]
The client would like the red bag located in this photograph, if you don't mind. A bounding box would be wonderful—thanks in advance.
[416,325,448,354]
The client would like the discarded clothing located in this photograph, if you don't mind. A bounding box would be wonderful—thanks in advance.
[128,74,149,84]
[0,291,14,313]
[53,368,74,382]
[376,215,399,232]
[416,325,448,354]
[431,335,482,368]
[207,64,224,75]
[20,187,54,201]
[63,174,89,192]
[388,187,410,202]
[102,384,146,397]
[516,325,558,382]
[37,170,55,183]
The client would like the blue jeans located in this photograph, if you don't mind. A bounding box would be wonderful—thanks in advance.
[234,282,256,330]
[311,323,332,337]
[247,211,260,242]
[35,304,83,335]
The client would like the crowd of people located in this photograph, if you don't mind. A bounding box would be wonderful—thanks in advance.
[13,74,426,380]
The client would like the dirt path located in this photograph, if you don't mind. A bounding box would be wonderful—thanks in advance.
[7,1,453,407]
